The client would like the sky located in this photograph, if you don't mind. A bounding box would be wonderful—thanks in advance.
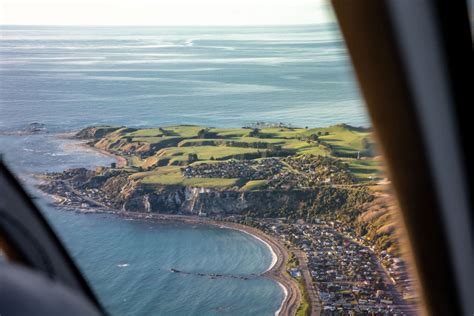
[0,0,334,26]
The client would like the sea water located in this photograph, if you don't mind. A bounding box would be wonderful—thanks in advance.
[0,24,368,315]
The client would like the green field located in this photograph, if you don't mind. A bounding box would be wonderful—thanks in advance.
[85,124,382,189]
[348,159,384,181]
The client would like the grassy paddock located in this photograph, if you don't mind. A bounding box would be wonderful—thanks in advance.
[85,124,379,188]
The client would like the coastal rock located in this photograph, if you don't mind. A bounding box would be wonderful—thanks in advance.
[25,122,46,133]
[141,180,351,213]
[39,165,373,218]
[75,126,123,139]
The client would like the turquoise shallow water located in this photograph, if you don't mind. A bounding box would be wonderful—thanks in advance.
[0,24,368,315]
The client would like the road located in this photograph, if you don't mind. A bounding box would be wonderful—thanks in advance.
[292,247,322,316]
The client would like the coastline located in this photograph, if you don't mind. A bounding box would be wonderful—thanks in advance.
[212,220,300,316]
[40,189,301,316]
[233,227,277,274]
[39,132,301,316]
[123,213,302,316]
[56,132,128,168]
[79,142,128,168]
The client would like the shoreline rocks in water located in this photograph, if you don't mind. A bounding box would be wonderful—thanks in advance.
[0,122,48,136]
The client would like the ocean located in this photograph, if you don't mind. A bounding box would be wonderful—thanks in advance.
[0,24,368,315]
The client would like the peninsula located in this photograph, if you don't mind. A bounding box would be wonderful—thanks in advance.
[38,124,417,315]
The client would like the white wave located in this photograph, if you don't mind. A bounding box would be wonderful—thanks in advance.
[7,67,220,73]
[106,56,311,65]
[38,73,286,95]
[0,55,328,66]
[195,45,236,51]
[232,228,287,316]
[232,228,278,274]
[2,56,106,61]
[117,263,129,268]
[194,83,285,96]
[275,282,288,316]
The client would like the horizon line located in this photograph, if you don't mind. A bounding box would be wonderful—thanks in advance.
[0,22,333,27]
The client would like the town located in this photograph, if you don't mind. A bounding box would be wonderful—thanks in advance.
[39,167,418,315]
[219,215,418,315]
[183,155,354,190]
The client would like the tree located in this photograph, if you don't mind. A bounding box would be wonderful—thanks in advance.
[362,137,371,150]
[159,127,172,136]
[248,128,260,137]
[309,134,319,141]
[197,129,207,138]
[197,128,217,139]
[188,153,198,163]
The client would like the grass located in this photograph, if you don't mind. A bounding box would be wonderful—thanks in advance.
[177,137,285,149]
[276,124,372,158]
[182,177,240,188]
[130,156,144,168]
[156,146,260,161]
[237,136,286,144]
[132,166,240,188]
[259,127,304,138]
[209,128,250,137]
[84,123,379,188]
[314,125,373,157]
[281,140,328,156]
[130,166,181,179]
[126,128,164,137]
[141,173,239,187]
[240,180,269,191]
[348,159,384,182]
[286,252,299,269]
[164,125,204,137]
[296,280,311,316]
[285,252,310,316]
[177,139,218,147]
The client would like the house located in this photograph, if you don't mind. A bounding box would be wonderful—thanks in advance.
[288,268,301,278]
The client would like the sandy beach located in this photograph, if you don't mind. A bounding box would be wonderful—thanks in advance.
[212,220,301,316]
[57,132,128,168]
[112,213,302,316]
[81,143,128,168]
[43,199,302,316]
